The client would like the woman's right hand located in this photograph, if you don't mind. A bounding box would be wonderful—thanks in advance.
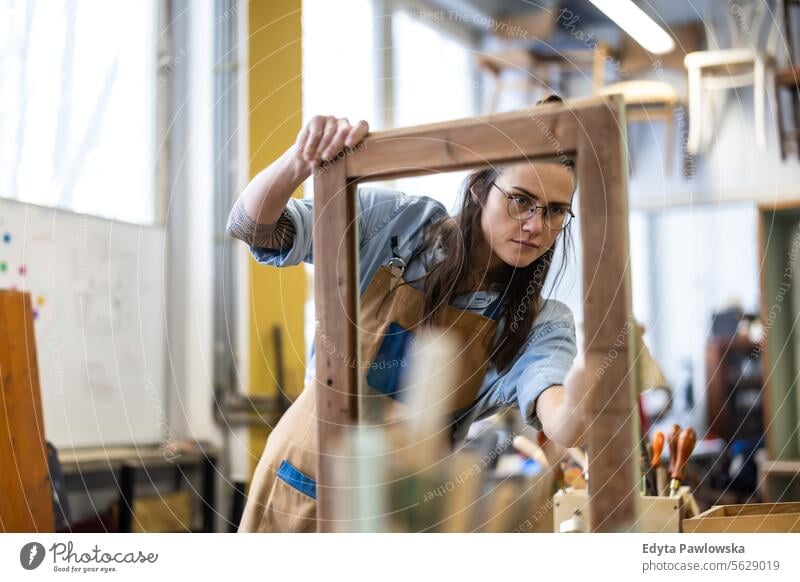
[294,115,370,171]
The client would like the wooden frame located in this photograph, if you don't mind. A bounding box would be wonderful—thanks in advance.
[312,95,639,532]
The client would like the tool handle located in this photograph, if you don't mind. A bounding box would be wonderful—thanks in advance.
[650,431,665,469]
[641,443,653,495]
[667,424,681,475]
[672,427,697,481]
[656,466,668,496]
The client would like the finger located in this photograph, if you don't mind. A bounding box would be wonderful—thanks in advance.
[314,117,341,162]
[345,120,369,148]
[318,117,349,160]
[322,120,352,160]
[303,115,328,163]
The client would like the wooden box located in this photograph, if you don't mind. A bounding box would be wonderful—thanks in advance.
[683,501,800,533]
[553,486,696,533]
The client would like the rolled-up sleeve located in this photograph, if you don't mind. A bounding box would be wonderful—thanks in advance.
[250,197,315,266]
[504,300,577,430]
[248,187,441,268]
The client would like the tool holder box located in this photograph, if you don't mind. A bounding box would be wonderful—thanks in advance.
[553,486,698,532]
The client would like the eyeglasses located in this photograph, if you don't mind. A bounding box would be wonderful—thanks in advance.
[492,182,574,231]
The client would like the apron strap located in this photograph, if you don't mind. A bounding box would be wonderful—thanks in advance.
[390,235,402,261]
[388,233,505,321]
[386,234,413,274]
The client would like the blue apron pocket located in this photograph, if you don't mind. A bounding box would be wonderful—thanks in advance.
[366,321,412,400]
[276,460,316,499]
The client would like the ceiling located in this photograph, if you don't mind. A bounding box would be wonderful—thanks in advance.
[422,0,712,31]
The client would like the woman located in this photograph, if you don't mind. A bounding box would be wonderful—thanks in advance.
[230,96,587,533]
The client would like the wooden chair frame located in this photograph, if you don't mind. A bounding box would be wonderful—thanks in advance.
[312,95,640,532]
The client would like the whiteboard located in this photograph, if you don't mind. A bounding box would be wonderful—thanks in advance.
[0,198,167,447]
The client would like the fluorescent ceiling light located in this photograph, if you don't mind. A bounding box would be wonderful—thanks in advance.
[587,0,676,54]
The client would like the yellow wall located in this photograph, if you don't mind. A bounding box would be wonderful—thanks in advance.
[247,0,305,473]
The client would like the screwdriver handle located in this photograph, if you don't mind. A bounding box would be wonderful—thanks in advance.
[650,431,665,469]
[642,443,653,495]
[672,427,697,482]
[667,424,681,475]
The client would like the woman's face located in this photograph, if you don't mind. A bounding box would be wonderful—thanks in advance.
[478,162,575,269]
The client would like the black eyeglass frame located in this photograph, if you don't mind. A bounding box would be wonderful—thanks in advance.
[491,181,575,231]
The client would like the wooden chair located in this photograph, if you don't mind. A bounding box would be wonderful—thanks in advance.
[775,0,800,158]
[684,0,780,154]
[595,23,704,175]
[476,41,609,113]
[311,96,641,532]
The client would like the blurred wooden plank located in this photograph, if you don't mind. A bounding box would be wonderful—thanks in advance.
[575,96,638,532]
[0,290,54,532]
[313,162,360,532]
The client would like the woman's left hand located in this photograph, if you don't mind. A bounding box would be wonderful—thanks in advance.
[563,355,587,424]
[536,356,588,448]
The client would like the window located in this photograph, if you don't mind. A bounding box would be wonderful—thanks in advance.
[301,1,480,212]
[391,7,479,212]
[301,0,375,126]
[300,1,481,347]
[302,0,376,351]
[0,0,162,225]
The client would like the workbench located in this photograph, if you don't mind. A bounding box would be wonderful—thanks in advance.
[57,441,218,532]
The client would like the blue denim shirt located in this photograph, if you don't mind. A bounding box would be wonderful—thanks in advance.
[250,186,577,441]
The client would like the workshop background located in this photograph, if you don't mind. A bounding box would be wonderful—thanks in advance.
[2,0,800,533]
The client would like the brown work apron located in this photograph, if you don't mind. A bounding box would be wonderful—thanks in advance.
[238,256,504,533]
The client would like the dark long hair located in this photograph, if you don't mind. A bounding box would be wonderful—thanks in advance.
[402,98,574,373]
